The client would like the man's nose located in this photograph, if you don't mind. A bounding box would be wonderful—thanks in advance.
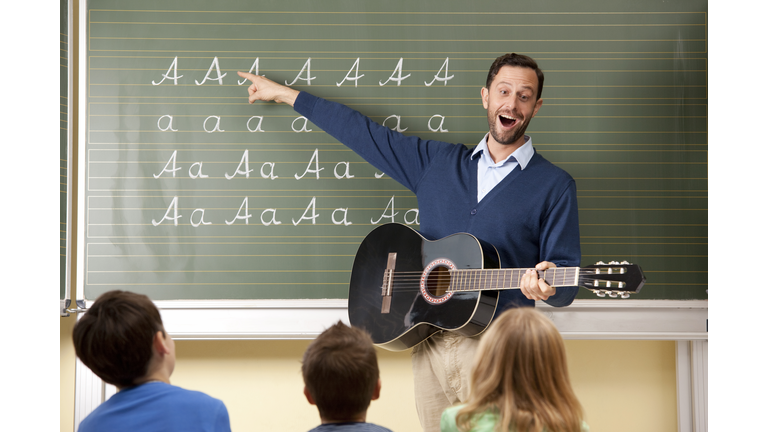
[502,96,517,112]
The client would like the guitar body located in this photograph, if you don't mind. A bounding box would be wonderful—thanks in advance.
[348,223,501,351]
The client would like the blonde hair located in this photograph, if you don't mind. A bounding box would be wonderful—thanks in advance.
[455,307,583,432]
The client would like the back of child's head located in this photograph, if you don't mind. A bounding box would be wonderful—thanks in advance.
[72,290,165,388]
[301,321,379,421]
[459,307,583,432]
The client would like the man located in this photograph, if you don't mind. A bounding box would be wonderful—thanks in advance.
[73,290,231,432]
[301,321,394,432]
[238,53,580,432]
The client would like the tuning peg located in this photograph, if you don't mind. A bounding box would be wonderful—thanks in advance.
[609,261,619,265]
[621,261,630,265]
[595,261,606,265]
[620,292,631,299]
[608,291,618,298]
[595,290,606,297]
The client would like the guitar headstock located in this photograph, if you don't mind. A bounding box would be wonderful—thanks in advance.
[580,261,646,298]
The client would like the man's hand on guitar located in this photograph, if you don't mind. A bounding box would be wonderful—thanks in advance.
[521,261,557,301]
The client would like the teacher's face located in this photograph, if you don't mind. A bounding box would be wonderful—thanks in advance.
[481,65,543,149]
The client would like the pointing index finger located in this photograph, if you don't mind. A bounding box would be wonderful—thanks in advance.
[236,71,258,83]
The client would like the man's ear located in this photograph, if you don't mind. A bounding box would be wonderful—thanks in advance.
[481,87,489,110]
[371,379,382,401]
[153,331,171,355]
[532,97,543,118]
[303,386,316,405]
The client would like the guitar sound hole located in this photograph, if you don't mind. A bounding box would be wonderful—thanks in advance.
[426,266,451,297]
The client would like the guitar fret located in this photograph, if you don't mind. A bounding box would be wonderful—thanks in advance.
[451,267,581,292]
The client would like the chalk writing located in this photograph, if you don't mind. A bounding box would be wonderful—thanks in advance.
[188,161,209,179]
[379,58,411,86]
[337,57,365,87]
[157,115,178,131]
[247,116,265,132]
[154,151,180,178]
[260,208,282,226]
[428,115,449,132]
[334,161,355,179]
[145,55,432,230]
[146,56,447,88]
[295,149,324,180]
[152,196,181,226]
[151,56,183,85]
[332,208,352,226]
[383,115,407,132]
[291,116,313,133]
[195,56,227,85]
[203,116,225,133]
[404,209,420,225]
[225,197,252,225]
[260,162,278,180]
[190,209,212,228]
[225,150,253,179]
[149,196,418,227]
[425,58,454,86]
[371,196,398,224]
[292,197,319,226]
[285,58,316,86]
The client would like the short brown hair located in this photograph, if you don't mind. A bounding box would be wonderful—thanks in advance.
[301,321,379,421]
[72,290,165,388]
[485,53,544,100]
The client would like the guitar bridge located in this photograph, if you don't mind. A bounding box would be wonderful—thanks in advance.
[381,253,397,314]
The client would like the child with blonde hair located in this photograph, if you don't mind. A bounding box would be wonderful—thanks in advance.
[440,307,587,432]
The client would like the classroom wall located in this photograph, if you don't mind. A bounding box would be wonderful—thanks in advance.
[60,320,678,432]
[61,314,77,432]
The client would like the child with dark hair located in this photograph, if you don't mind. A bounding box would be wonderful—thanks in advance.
[73,290,231,432]
[301,321,393,432]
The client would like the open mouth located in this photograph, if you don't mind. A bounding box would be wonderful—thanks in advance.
[499,114,517,128]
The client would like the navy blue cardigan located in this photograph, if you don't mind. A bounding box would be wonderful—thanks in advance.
[294,92,580,311]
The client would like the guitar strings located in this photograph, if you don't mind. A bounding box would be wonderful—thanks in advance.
[375,268,592,292]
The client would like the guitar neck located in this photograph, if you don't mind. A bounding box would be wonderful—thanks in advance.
[449,267,580,292]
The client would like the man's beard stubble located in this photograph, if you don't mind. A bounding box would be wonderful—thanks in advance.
[487,109,532,147]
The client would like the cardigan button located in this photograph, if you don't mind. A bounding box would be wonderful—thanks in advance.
[470,209,477,215]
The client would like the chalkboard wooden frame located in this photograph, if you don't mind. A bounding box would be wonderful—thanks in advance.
[61,0,74,317]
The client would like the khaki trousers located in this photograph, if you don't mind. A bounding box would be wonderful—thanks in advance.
[410,331,481,432]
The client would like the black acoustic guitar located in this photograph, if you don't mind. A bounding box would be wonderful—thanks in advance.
[347,223,646,351]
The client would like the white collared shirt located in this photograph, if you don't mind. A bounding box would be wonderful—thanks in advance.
[471,134,534,202]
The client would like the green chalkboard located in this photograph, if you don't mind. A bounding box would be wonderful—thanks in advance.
[79,0,707,301]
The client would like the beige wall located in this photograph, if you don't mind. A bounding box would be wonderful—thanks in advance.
[61,314,78,432]
[61,319,677,432]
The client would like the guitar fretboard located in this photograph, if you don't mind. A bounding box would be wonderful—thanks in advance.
[449,267,580,292]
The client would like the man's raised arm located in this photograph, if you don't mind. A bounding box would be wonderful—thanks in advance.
[236,71,300,107]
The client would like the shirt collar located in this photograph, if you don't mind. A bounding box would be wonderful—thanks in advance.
[471,134,535,169]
